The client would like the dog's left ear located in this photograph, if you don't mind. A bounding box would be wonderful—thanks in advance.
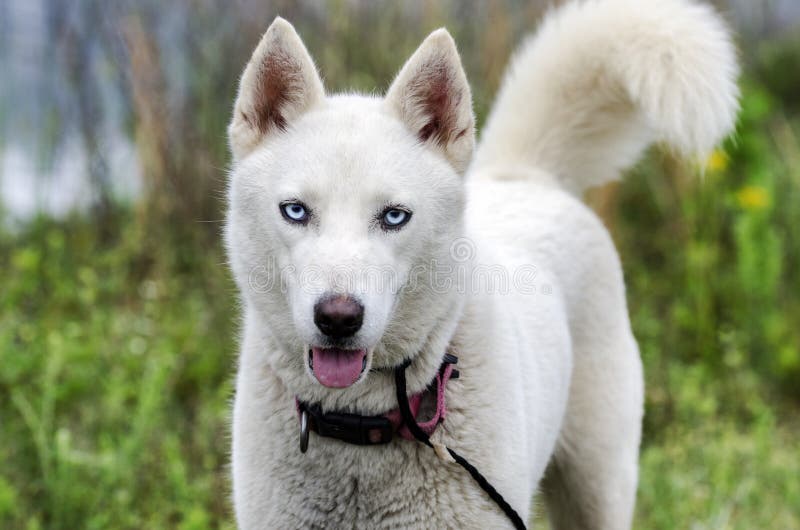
[385,29,475,174]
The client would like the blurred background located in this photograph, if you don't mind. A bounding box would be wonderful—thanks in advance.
[1,1,798,528]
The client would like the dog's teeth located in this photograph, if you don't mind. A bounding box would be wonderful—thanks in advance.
[361,355,367,373]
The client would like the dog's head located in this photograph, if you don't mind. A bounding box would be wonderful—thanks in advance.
[225,18,474,404]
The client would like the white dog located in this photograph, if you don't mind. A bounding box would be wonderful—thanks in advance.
[224,0,738,528]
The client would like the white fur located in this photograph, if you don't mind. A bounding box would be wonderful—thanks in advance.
[474,0,739,193]
[225,2,738,528]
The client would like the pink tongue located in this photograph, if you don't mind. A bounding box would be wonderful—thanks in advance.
[311,347,367,388]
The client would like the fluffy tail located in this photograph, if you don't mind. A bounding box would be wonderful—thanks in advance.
[472,0,740,194]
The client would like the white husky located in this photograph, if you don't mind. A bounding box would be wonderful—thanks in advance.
[225,0,738,528]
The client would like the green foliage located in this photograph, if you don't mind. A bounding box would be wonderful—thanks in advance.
[638,414,800,529]
[0,215,236,530]
[616,81,800,420]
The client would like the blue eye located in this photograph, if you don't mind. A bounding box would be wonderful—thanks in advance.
[281,202,309,224]
[381,207,411,230]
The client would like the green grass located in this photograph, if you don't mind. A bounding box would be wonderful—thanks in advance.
[638,416,800,529]
[1,216,236,530]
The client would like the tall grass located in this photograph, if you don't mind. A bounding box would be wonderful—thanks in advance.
[1,213,236,529]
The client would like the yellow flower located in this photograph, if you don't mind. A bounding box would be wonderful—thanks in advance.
[705,148,728,172]
[736,185,769,211]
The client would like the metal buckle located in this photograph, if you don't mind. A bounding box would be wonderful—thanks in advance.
[299,409,309,453]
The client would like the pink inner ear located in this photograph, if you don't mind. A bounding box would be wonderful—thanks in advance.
[245,50,303,134]
[413,60,467,146]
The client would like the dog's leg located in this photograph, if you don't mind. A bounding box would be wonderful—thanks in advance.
[542,327,643,530]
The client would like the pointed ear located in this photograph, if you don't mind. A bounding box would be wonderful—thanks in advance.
[384,29,475,174]
[228,17,324,161]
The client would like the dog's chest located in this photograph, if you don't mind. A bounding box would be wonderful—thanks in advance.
[265,439,508,528]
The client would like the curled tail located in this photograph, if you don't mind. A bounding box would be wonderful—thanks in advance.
[473,0,739,194]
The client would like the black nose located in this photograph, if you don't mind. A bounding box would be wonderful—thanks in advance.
[314,295,364,339]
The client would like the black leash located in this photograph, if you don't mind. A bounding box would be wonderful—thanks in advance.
[394,360,527,530]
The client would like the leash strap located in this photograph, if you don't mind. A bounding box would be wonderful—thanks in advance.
[394,360,527,530]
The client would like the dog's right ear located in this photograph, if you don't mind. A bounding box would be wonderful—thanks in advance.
[228,17,325,161]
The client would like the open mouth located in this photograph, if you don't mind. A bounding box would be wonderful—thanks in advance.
[308,347,368,388]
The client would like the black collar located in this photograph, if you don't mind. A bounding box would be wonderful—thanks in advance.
[296,353,459,451]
